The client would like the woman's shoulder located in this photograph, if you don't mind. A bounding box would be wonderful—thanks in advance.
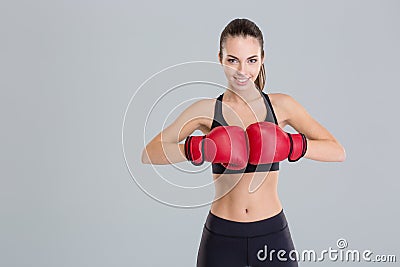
[267,92,308,120]
[265,92,301,126]
[265,92,293,107]
[190,97,217,110]
[183,96,217,118]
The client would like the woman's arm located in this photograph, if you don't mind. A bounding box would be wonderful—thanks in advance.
[141,99,213,165]
[277,93,346,162]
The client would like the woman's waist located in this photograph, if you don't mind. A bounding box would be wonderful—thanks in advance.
[211,196,282,223]
[205,206,287,237]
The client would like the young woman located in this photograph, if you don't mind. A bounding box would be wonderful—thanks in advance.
[142,18,345,267]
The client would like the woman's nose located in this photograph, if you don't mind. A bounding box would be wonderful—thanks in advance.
[237,63,246,75]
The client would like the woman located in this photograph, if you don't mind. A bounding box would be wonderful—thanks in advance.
[142,18,345,267]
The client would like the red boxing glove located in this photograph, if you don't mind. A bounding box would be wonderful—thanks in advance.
[184,126,248,170]
[246,121,307,164]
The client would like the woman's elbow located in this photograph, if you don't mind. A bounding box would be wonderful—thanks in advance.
[337,144,347,162]
[141,148,151,164]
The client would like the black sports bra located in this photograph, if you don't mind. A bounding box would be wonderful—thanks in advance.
[210,90,280,174]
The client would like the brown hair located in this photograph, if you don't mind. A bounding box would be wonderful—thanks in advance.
[219,18,266,91]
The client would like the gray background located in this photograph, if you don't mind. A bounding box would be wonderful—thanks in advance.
[1,0,399,266]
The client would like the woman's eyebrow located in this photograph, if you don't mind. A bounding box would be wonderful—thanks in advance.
[227,54,258,59]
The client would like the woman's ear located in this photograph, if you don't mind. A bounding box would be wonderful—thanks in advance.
[218,51,222,64]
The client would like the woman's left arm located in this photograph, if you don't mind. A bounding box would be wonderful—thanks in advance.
[278,93,346,162]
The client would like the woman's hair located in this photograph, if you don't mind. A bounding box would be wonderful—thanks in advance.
[219,18,266,91]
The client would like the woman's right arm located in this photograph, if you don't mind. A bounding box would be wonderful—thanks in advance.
[141,99,213,165]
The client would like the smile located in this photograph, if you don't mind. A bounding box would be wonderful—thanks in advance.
[235,77,250,84]
[237,78,248,82]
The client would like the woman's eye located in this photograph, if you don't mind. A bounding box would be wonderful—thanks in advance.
[227,59,237,63]
[249,59,257,63]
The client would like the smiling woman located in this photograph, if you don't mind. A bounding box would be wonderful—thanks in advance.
[141,17,345,267]
[218,20,266,91]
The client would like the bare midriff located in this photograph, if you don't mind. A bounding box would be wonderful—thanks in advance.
[210,170,282,222]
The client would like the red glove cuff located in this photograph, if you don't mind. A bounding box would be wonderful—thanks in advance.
[184,136,205,166]
[287,133,307,162]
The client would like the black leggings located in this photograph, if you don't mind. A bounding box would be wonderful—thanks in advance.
[196,209,298,267]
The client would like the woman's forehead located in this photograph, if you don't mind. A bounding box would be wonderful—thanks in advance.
[223,36,261,56]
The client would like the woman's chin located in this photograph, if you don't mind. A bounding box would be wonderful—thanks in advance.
[229,81,254,91]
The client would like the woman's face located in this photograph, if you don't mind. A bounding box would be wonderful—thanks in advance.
[219,36,264,91]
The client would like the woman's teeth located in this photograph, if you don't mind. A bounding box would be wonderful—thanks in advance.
[236,77,248,82]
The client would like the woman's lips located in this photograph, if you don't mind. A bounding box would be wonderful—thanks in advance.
[235,77,250,85]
